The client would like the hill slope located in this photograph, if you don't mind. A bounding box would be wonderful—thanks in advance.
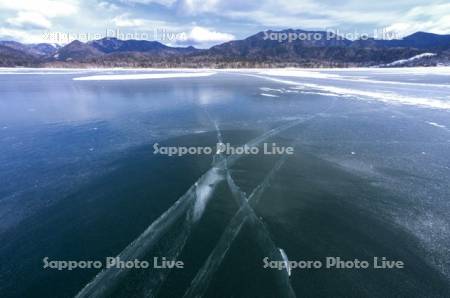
[1,30,450,68]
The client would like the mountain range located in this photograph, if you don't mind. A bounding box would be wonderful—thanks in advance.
[1,29,449,68]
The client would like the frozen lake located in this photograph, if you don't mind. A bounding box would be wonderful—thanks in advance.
[0,68,449,297]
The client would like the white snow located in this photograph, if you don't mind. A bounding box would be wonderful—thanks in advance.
[426,121,447,129]
[250,72,450,110]
[73,72,216,81]
[384,53,436,67]
[260,93,279,97]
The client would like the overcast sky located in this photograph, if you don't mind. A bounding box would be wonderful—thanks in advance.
[0,0,449,47]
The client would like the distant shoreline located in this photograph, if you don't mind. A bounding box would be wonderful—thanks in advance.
[1,30,449,69]
[1,66,449,71]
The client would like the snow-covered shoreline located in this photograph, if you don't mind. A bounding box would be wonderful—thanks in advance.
[1,66,450,72]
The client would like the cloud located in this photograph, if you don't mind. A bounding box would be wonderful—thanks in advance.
[112,14,146,27]
[180,0,219,14]
[109,16,233,47]
[187,26,234,43]
[119,0,177,7]
[111,13,181,31]
[0,27,47,43]
[98,1,119,11]
[0,0,449,46]
[175,0,450,37]
[6,12,52,29]
[0,0,78,17]
[222,10,336,28]
[179,0,263,15]
[384,3,450,37]
[169,26,235,47]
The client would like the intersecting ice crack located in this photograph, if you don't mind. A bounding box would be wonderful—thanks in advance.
[72,71,343,298]
[75,115,308,298]
[182,109,297,297]
[183,152,296,297]
[75,90,340,298]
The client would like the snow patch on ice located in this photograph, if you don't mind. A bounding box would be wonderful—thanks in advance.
[193,167,223,222]
[258,69,342,79]
[260,93,279,98]
[73,72,216,81]
[260,87,284,93]
[426,121,447,129]
[384,53,436,67]
[250,74,450,110]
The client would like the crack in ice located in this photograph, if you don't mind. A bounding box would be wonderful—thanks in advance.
[183,154,295,298]
[75,117,306,298]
